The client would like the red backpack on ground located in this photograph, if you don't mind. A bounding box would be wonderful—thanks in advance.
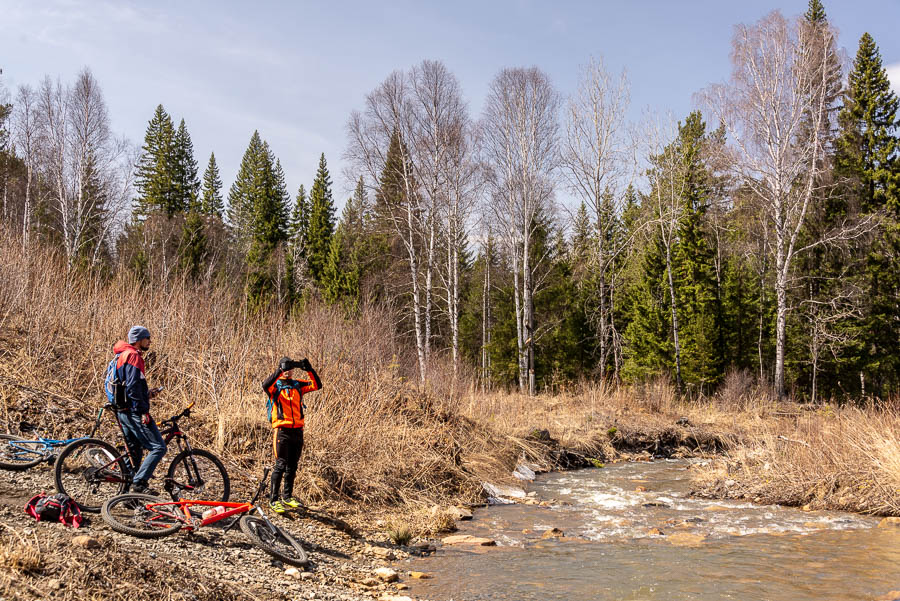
[25,492,83,528]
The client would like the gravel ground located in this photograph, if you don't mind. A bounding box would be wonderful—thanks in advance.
[0,464,434,601]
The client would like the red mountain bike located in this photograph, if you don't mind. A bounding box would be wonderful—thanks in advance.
[100,469,308,567]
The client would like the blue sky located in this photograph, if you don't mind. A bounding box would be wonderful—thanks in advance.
[2,0,899,208]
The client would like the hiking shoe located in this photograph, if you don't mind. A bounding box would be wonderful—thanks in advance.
[132,482,159,496]
[281,497,303,510]
[269,500,287,514]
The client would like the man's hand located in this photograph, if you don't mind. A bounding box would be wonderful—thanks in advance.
[141,413,152,425]
[297,358,312,371]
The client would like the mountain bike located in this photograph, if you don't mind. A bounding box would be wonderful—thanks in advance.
[101,468,308,567]
[0,408,106,471]
[54,402,230,512]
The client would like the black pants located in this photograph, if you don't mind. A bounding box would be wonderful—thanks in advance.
[270,428,303,501]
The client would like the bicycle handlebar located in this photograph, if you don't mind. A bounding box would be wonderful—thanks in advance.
[157,403,195,428]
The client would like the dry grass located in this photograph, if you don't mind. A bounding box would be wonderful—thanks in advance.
[0,232,517,517]
[0,229,898,528]
[696,403,900,515]
[0,523,43,575]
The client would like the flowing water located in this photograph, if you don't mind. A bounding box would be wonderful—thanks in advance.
[404,460,900,600]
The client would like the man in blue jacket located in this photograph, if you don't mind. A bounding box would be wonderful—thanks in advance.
[112,326,165,494]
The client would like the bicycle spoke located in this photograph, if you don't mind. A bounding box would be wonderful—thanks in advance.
[102,494,183,538]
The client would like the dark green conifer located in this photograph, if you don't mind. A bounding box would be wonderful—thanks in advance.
[200,152,224,217]
[134,105,177,218]
[227,131,266,242]
[306,153,336,283]
[173,119,200,212]
[835,32,900,395]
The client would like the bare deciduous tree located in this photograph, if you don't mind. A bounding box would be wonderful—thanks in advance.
[35,69,131,266]
[561,57,630,382]
[12,85,39,250]
[346,61,477,387]
[482,67,560,395]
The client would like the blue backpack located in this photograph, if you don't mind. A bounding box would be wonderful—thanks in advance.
[103,353,128,410]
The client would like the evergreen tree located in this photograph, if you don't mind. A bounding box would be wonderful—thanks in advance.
[227,131,266,243]
[134,105,177,217]
[835,32,900,396]
[672,111,722,386]
[804,0,826,23]
[273,159,292,226]
[306,153,336,283]
[228,132,289,307]
[288,185,309,251]
[173,119,200,212]
[622,230,672,381]
[200,152,224,217]
[321,225,360,309]
[835,33,899,214]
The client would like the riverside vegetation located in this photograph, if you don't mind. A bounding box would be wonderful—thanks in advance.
[0,232,898,601]
[0,0,899,598]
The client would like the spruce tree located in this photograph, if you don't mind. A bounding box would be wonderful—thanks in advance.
[134,105,177,218]
[227,131,266,243]
[173,119,200,212]
[804,0,826,25]
[672,111,722,386]
[835,33,899,214]
[835,32,900,395]
[321,225,360,309]
[200,152,224,217]
[228,132,290,307]
[288,185,309,251]
[306,153,336,283]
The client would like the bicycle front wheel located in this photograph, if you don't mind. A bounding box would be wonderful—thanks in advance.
[239,515,308,567]
[102,493,183,538]
[0,434,45,470]
[54,438,128,512]
[166,448,230,502]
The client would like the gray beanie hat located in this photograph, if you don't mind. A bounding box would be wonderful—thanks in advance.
[128,325,151,344]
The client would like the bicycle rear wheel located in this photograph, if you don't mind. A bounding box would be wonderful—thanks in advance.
[239,515,308,567]
[166,449,230,502]
[102,493,183,538]
[0,434,45,470]
[54,438,128,512]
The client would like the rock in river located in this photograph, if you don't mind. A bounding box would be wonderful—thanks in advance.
[441,534,496,546]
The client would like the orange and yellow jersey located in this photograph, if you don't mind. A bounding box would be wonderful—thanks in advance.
[265,374,319,428]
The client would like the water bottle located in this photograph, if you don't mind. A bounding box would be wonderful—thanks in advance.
[202,505,226,520]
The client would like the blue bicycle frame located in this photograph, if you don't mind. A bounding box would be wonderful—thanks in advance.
[2,406,106,465]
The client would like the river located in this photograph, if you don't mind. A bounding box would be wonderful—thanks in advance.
[403,460,900,600]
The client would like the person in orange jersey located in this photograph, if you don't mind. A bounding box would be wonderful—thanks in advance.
[261,356,321,513]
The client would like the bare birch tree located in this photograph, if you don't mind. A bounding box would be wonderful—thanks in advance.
[35,69,131,266]
[346,70,428,384]
[346,61,477,387]
[482,67,560,395]
[12,85,39,250]
[701,11,868,397]
[560,57,630,382]
[408,61,473,372]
